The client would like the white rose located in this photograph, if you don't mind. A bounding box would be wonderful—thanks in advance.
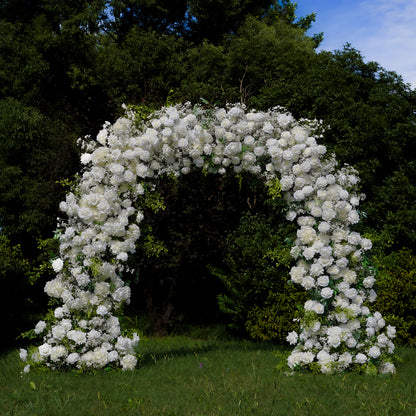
[262,122,274,134]
[34,320,47,334]
[80,153,92,165]
[66,353,80,365]
[120,354,137,371]
[286,331,298,345]
[321,287,334,299]
[368,346,381,359]
[317,275,329,287]
[302,276,315,290]
[51,258,64,273]
[313,302,325,314]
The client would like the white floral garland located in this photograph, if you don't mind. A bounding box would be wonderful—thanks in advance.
[21,103,396,374]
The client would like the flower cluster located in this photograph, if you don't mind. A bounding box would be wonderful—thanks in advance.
[22,103,395,374]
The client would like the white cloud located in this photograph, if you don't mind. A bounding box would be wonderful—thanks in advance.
[357,1,416,87]
[299,0,416,88]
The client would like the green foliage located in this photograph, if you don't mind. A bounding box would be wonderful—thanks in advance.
[245,296,302,342]
[213,211,306,340]
[372,248,416,345]
[139,227,169,259]
[96,26,188,109]
[0,236,31,348]
[126,103,157,127]
[0,98,78,245]
[0,235,30,279]
[136,185,167,213]
[27,237,60,286]
[265,177,282,202]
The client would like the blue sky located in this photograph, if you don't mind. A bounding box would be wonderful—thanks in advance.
[296,0,416,88]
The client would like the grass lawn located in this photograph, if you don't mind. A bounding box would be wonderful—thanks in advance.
[1,332,415,416]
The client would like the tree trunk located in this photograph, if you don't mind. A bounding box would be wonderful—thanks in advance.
[145,279,175,337]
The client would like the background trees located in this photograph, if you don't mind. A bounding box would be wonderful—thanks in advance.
[1,0,415,346]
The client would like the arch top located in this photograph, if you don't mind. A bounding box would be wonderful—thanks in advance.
[22,103,396,375]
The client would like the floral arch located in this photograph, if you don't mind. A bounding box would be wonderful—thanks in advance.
[21,103,396,374]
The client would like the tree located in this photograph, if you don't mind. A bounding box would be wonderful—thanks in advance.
[108,0,188,40]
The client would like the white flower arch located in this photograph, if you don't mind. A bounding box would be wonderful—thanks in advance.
[23,103,396,374]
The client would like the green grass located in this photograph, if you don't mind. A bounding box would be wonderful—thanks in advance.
[1,333,416,416]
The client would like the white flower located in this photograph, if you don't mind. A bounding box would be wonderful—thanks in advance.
[280,175,294,190]
[361,238,372,251]
[34,320,47,334]
[97,305,109,316]
[108,350,119,362]
[301,276,315,290]
[286,211,297,221]
[355,353,367,364]
[303,247,316,260]
[313,302,325,314]
[112,286,131,303]
[92,347,109,367]
[178,138,188,148]
[348,210,360,224]
[78,206,94,222]
[50,345,68,362]
[67,353,80,364]
[67,330,87,345]
[317,275,329,287]
[95,282,111,297]
[38,343,52,358]
[327,326,343,347]
[297,226,317,245]
[363,276,375,288]
[81,153,92,165]
[338,352,352,367]
[253,146,265,157]
[52,325,67,340]
[379,362,396,374]
[310,262,323,276]
[120,354,137,371]
[387,325,396,339]
[368,289,377,303]
[377,334,389,347]
[224,142,242,157]
[322,208,336,221]
[286,331,298,345]
[293,190,305,201]
[51,258,64,273]
[321,287,334,299]
[54,307,66,319]
[345,337,357,348]
[262,122,274,134]
[19,349,28,361]
[290,266,306,284]
[345,288,358,299]
[318,222,330,233]
[368,346,381,359]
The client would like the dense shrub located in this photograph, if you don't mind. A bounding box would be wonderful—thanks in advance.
[211,211,306,341]
[372,248,416,345]
[0,236,31,348]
